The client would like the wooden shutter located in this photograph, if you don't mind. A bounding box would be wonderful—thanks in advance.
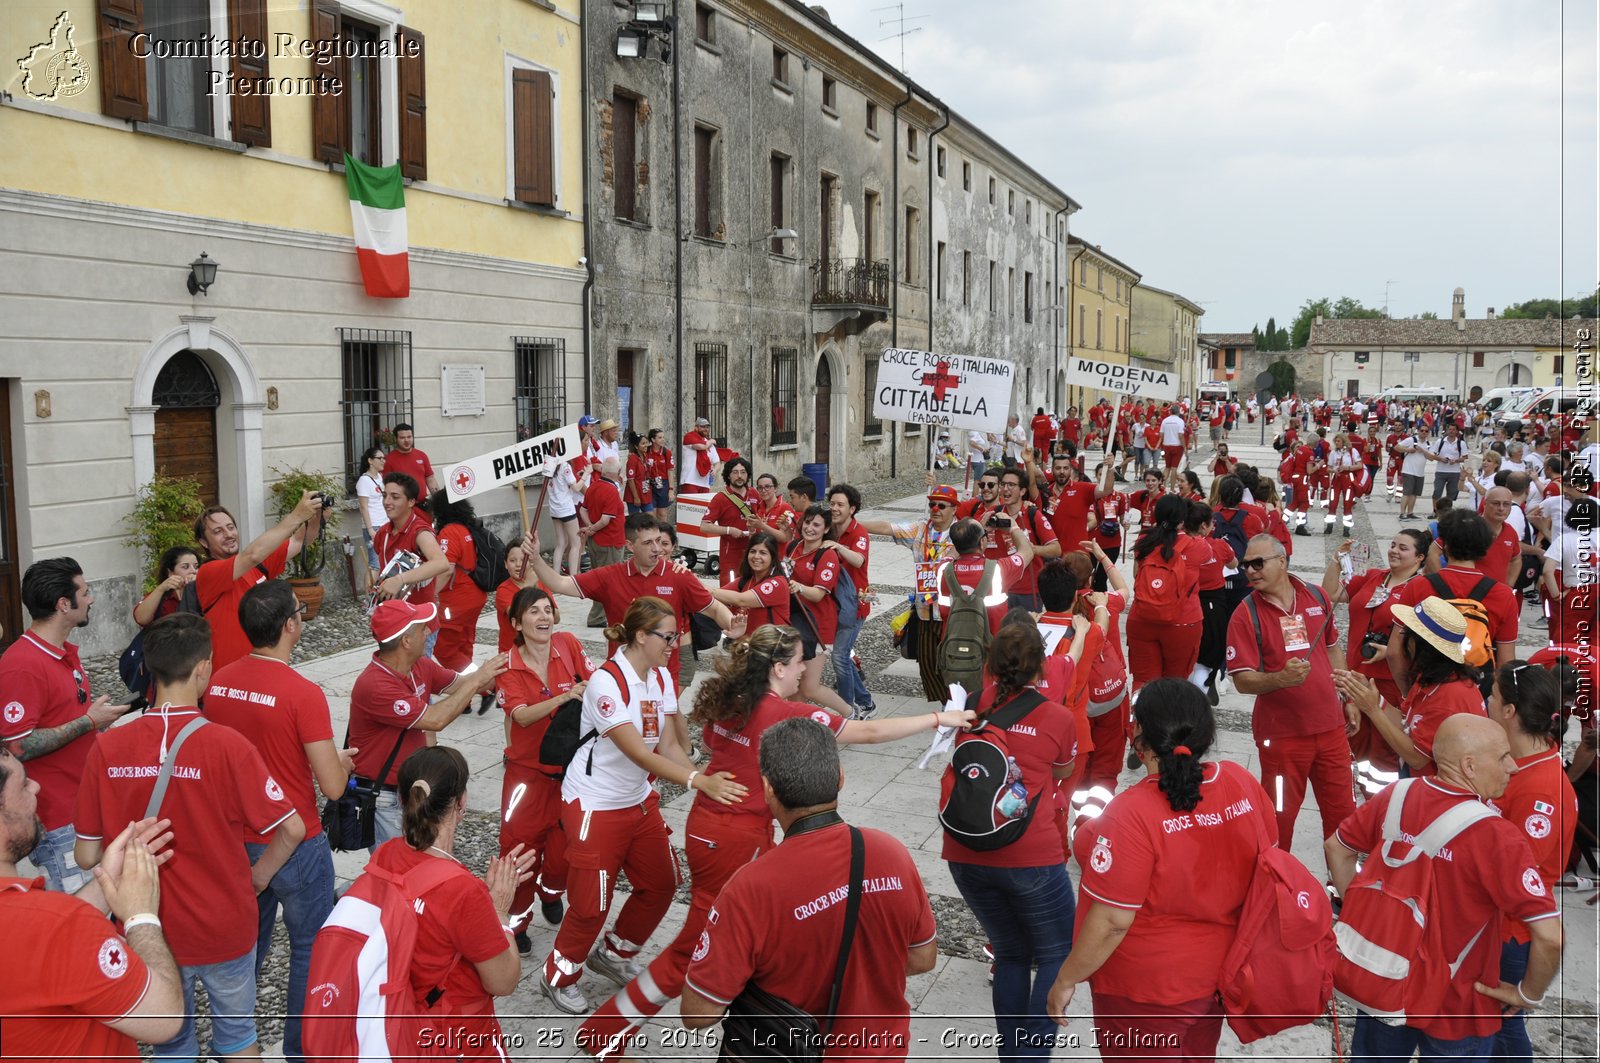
[228,0,272,146]
[512,68,554,206]
[612,93,637,220]
[693,127,712,237]
[397,26,427,180]
[310,0,346,163]
[97,0,147,121]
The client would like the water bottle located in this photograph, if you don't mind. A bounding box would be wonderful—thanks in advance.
[997,780,1029,820]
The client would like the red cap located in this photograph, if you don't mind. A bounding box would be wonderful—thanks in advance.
[927,486,960,505]
[371,599,438,644]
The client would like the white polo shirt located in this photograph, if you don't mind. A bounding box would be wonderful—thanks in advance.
[563,651,678,811]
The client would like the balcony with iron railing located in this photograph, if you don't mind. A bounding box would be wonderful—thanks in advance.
[811,257,891,309]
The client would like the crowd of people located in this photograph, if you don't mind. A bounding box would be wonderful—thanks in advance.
[1,396,1595,1063]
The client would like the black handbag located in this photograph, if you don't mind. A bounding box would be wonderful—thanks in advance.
[718,826,865,1063]
[322,729,407,852]
[896,609,920,661]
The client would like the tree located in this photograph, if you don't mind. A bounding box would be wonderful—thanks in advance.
[1500,288,1600,319]
[1263,316,1278,351]
[1267,359,1296,398]
[1290,295,1384,348]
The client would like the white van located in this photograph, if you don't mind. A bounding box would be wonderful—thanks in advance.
[1478,386,1539,416]
[1375,386,1451,404]
[1495,387,1597,426]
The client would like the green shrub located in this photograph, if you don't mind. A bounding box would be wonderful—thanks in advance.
[123,475,205,593]
[269,465,344,579]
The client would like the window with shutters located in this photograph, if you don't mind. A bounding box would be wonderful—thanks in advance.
[907,126,919,159]
[694,344,729,440]
[863,190,879,263]
[1096,309,1103,348]
[962,160,971,191]
[936,242,946,301]
[866,101,878,136]
[1078,305,1086,345]
[988,176,996,205]
[988,261,996,314]
[514,337,567,440]
[1007,189,1014,216]
[904,207,919,285]
[770,347,798,445]
[821,76,837,113]
[1008,268,1015,318]
[962,251,971,307]
[936,146,946,178]
[1472,351,1485,368]
[340,328,413,494]
[509,60,558,207]
[1024,271,1034,324]
[95,0,272,145]
[612,91,641,221]
[772,47,790,86]
[308,1,426,179]
[863,357,883,438]
[695,3,716,43]
[693,124,722,239]
[769,153,790,253]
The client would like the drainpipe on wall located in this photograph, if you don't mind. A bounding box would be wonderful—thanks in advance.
[579,3,594,413]
[889,83,913,482]
[925,104,950,467]
[671,0,685,457]
[1052,206,1069,410]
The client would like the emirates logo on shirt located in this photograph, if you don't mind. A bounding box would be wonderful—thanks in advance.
[2,701,22,725]
[98,938,129,979]
[1522,867,1547,897]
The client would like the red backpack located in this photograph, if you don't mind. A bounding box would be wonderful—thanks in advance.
[1331,778,1498,1025]
[1133,545,1189,623]
[1218,830,1337,1042]
[302,855,473,1063]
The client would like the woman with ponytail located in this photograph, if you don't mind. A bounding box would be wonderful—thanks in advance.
[1486,662,1578,1062]
[1047,679,1277,1061]
[1125,494,1207,691]
[577,623,974,1057]
[369,746,536,1056]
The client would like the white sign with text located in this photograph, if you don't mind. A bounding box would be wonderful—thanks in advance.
[1068,357,1179,401]
[873,348,1015,432]
[442,423,583,501]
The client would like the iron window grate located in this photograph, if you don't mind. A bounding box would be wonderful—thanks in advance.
[770,347,798,445]
[694,342,729,445]
[339,328,414,495]
[514,337,568,442]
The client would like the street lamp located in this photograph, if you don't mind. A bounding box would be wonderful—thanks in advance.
[186,252,219,296]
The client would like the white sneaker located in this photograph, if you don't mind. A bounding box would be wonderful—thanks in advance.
[587,948,643,987]
[849,704,878,721]
[540,977,589,1015]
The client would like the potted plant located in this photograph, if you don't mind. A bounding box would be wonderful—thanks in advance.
[268,464,343,620]
[122,474,205,593]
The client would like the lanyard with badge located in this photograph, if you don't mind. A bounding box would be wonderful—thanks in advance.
[913,524,951,605]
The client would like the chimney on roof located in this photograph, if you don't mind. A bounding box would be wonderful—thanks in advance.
[1451,287,1465,322]
[1314,314,1323,327]
[809,4,832,22]
[1486,307,1495,320]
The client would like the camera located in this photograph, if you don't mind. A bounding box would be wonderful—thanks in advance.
[311,491,334,510]
[986,513,1013,531]
[1358,629,1389,661]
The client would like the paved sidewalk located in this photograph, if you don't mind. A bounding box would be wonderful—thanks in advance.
[284,438,1595,1058]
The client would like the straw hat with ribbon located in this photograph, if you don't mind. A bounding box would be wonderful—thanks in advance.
[1390,595,1470,664]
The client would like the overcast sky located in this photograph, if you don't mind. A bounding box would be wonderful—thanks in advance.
[823,0,1598,332]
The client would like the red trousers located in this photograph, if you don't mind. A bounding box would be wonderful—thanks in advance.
[1091,991,1223,1061]
[1125,617,1200,692]
[500,762,567,927]
[544,795,680,988]
[1086,699,1131,791]
[1256,727,1356,853]
[434,590,487,670]
[1330,472,1359,516]
[1285,474,1308,513]
[577,804,774,1058]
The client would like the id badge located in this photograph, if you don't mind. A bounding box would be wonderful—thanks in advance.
[639,702,661,742]
[914,561,939,596]
[1279,614,1312,652]
[1365,583,1390,610]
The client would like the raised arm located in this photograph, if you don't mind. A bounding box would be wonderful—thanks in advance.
[519,529,582,598]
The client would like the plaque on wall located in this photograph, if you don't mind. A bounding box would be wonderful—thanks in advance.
[441,364,486,418]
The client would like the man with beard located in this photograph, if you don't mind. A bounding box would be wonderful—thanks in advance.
[0,748,184,1056]
[0,558,132,891]
[699,457,760,586]
[380,422,441,494]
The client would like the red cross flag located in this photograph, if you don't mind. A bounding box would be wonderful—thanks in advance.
[873,348,1014,433]
[441,423,584,502]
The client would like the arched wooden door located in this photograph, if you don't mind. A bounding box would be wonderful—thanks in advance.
[153,351,221,504]
[813,357,832,464]
[0,380,21,649]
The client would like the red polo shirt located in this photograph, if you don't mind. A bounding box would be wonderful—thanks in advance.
[1481,519,1523,585]
[194,542,291,671]
[1399,679,1487,769]
[1341,568,1416,679]
[1046,481,1097,547]
[1333,778,1560,1040]
[0,877,151,1063]
[584,477,628,549]
[1389,566,1519,648]
[703,693,847,819]
[786,543,842,645]
[705,488,760,582]
[0,632,93,830]
[1225,578,1343,741]
[498,633,594,772]
[382,447,434,494]
[348,654,458,785]
[573,557,713,677]
[1494,749,1578,942]
[733,573,791,630]
[75,708,297,965]
[373,510,439,627]
[983,507,1055,595]
[204,654,335,841]
[833,518,872,598]
[1091,493,1127,551]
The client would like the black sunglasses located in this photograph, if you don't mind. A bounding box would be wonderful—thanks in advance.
[1241,555,1282,572]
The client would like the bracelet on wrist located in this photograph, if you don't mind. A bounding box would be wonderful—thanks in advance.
[1515,981,1545,1007]
[122,913,161,932]
[686,770,699,792]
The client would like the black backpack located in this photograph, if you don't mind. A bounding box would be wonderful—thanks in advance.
[448,518,509,593]
[535,641,599,777]
[938,690,1047,851]
[1213,508,1250,564]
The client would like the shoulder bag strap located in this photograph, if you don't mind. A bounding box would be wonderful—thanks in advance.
[144,717,208,819]
[1467,576,1496,602]
[368,724,411,794]
[822,826,867,1036]
[985,688,1047,731]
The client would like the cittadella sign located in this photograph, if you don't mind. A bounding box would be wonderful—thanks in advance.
[873,348,1014,432]
[1068,356,1179,401]
[442,423,582,501]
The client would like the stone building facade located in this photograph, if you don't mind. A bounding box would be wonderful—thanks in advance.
[1129,283,1206,399]
[584,0,1077,484]
[1064,236,1140,411]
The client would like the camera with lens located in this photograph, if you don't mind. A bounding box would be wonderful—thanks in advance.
[311,491,335,511]
[1358,628,1390,661]
[986,513,1013,531]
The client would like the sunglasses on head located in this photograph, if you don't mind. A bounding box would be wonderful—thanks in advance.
[1241,555,1281,572]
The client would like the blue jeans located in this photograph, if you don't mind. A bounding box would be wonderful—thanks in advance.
[1493,938,1532,1062]
[627,502,654,514]
[831,618,871,709]
[246,833,335,1063]
[155,948,258,1060]
[371,789,402,851]
[948,861,1075,1061]
[33,821,88,892]
[361,527,380,570]
[1351,1013,1494,1062]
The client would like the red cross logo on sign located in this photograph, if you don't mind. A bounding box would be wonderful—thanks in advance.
[920,361,962,402]
[450,466,475,494]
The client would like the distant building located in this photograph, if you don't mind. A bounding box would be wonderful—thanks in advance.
[1199,333,1256,387]
[1065,236,1140,409]
[1130,285,1206,398]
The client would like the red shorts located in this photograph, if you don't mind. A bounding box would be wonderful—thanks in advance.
[1162,445,1183,469]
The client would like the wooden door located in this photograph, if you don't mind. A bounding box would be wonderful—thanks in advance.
[154,408,220,504]
[813,357,832,464]
[617,349,637,436]
[0,381,21,649]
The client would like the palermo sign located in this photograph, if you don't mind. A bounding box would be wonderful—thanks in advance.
[442,423,582,501]
[873,348,1014,433]
[1068,357,1178,401]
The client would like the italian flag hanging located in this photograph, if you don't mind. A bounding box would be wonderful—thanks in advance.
[345,154,409,298]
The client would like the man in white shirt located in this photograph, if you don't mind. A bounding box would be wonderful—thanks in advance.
[1004,415,1028,464]
[1427,421,1468,502]
[966,431,991,482]
[1158,409,1188,489]
[1396,429,1430,520]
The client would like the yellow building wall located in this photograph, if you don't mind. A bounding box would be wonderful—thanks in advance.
[1067,254,1134,407]
[1,0,584,266]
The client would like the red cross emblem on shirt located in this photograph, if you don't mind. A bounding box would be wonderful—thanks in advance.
[921,361,962,402]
